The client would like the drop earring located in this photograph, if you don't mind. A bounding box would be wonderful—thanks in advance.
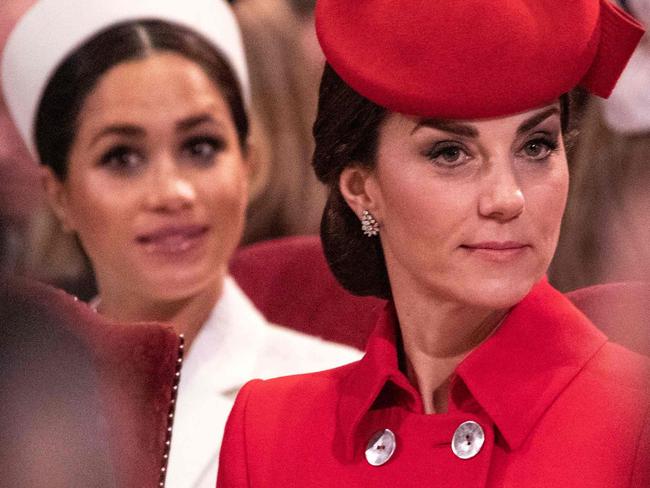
[361,210,380,237]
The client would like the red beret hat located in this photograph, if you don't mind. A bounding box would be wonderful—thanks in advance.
[315,0,645,119]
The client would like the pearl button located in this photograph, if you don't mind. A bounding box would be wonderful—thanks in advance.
[451,421,485,459]
[365,429,396,466]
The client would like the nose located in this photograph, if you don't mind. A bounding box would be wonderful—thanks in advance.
[478,160,524,221]
[145,156,196,213]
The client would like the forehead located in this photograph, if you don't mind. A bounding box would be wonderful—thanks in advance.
[383,102,563,136]
[80,52,230,123]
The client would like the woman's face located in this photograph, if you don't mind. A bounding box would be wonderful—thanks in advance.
[46,52,248,302]
[357,103,568,310]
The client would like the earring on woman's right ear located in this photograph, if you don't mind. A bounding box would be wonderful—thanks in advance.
[361,210,380,237]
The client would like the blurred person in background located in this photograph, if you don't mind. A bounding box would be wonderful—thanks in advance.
[2,1,360,487]
[1,278,183,487]
[233,0,326,243]
[550,0,650,291]
[0,280,116,487]
[0,0,41,277]
[550,0,650,357]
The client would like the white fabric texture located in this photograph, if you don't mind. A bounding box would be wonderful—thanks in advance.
[164,277,362,488]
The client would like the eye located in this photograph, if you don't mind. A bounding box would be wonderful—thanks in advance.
[521,136,559,161]
[99,145,144,173]
[182,136,225,165]
[425,142,471,167]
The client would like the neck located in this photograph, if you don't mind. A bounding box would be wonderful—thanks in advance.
[392,283,507,415]
[95,276,224,349]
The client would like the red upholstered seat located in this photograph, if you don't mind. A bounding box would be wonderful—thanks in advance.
[231,235,649,356]
[566,281,650,357]
[230,235,385,350]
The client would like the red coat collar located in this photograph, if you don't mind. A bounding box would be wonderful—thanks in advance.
[336,279,608,460]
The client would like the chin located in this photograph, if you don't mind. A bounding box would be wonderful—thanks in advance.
[141,269,222,302]
[456,274,540,311]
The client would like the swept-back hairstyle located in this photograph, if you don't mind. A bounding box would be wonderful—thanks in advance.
[35,20,248,179]
[312,63,576,299]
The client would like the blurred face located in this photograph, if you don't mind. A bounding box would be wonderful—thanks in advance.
[360,104,568,310]
[46,52,249,302]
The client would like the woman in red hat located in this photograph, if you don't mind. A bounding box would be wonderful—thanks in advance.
[218,1,649,486]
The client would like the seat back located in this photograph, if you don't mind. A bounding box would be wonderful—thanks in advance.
[230,235,384,350]
[565,281,650,356]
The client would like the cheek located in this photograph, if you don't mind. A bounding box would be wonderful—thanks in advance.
[202,164,248,229]
[375,169,469,238]
[528,165,569,243]
[70,193,127,249]
[546,167,569,224]
[63,175,135,253]
[373,163,425,223]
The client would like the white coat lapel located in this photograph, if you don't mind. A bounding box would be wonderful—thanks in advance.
[165,278,269,488]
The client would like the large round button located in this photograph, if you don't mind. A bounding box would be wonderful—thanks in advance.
[451,421,485,459]
[365,429,396,466]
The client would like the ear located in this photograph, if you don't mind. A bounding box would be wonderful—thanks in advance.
[41,166,76,233]
[339,165,381,221]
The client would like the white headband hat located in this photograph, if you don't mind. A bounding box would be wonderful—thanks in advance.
[1,0,250,158]
[602,0,650,134]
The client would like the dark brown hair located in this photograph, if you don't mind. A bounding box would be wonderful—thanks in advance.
[35,20,248,179]
[312,63,577,300]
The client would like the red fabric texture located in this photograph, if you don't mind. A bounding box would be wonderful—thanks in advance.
[231,235,650,356]
[218,279,650,487]
[314,0,644,119]
[1,279,181,487]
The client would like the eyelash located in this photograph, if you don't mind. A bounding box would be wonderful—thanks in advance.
[521,136,559,160]
[424,135,560,168]
[99,145,143,173]
[182,135,225,163]
[98,135,226,173]
[424,141,471,167]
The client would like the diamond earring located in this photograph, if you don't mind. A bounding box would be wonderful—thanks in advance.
[361,210,380,237]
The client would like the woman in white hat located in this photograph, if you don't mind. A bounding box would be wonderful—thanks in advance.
[1,0,360,486]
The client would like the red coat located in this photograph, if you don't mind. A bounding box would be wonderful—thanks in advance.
[218,280,650,487]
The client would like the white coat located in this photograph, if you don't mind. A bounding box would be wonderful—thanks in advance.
[164,276,362,488]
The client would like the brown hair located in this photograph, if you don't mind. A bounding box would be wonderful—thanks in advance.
[35,20,248,179]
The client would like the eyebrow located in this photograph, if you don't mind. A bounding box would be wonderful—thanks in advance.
[90,113,224,147]
[91,125,145,146]
[176,113,223,132]
[515,107,560,135]
[411,119,478,138]
[410,106,561,138]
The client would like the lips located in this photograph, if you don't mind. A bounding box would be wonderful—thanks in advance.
[463,241,527,251]
[461,241,530,262]
[136,224,209,255]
